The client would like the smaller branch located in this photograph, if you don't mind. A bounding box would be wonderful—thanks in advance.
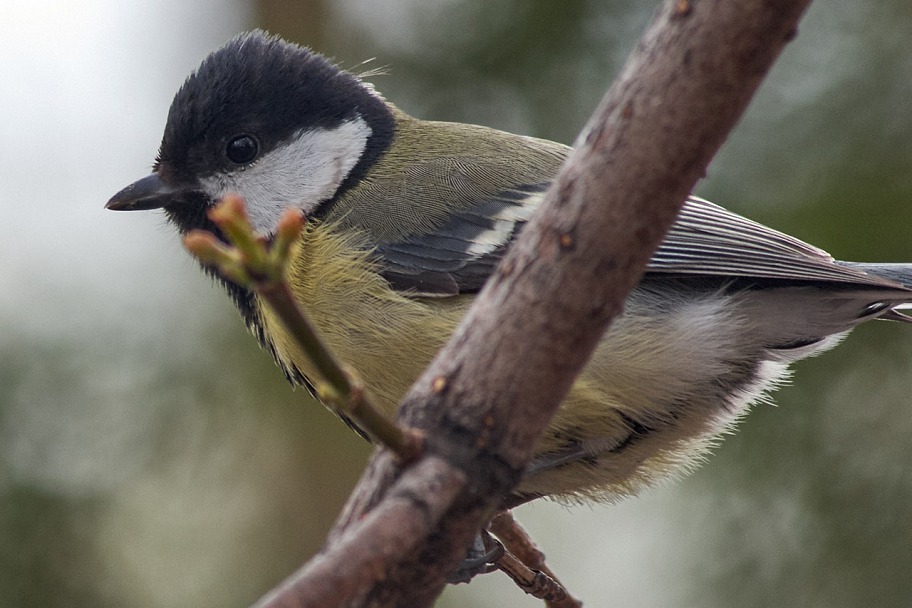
[183,194,424,462]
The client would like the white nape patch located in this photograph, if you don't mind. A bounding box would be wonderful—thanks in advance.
[201,117,372,234]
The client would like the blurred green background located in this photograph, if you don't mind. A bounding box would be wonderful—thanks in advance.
[2,1,912,606]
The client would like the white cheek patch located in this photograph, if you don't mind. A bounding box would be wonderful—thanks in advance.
[201,116,372,234]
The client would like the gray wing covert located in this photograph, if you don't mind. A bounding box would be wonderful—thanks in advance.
[375,182,548,296]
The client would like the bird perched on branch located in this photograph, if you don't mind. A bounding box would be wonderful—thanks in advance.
[108,30,912,505]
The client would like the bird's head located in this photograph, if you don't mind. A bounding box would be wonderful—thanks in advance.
[107,30,395,236]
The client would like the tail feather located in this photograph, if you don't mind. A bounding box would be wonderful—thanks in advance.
[840,262,912,290]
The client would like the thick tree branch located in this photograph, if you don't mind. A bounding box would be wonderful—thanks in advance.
[255,0,813,606]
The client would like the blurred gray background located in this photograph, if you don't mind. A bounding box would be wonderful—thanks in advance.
[2,1,912,606]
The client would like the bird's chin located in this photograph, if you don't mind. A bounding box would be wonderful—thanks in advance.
[161,193,220,235]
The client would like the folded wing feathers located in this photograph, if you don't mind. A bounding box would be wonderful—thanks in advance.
[649,197,905,289]
[376,188,909,297]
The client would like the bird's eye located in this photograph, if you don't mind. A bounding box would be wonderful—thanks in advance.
[225,134,259,165]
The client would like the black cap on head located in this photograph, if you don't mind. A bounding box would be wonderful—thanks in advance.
[156,30,395,187]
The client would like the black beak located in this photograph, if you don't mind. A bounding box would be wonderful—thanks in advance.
[106,173,197,211]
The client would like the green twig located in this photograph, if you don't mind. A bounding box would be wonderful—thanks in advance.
[183,194,424,462]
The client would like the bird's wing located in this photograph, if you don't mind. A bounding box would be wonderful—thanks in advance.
[647,196,899,287]
[374,181,548,296]
[368,167,900,297]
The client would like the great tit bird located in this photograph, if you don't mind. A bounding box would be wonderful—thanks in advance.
[108,31,912,504]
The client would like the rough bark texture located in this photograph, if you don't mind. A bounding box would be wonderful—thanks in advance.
[255,0,813,606]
